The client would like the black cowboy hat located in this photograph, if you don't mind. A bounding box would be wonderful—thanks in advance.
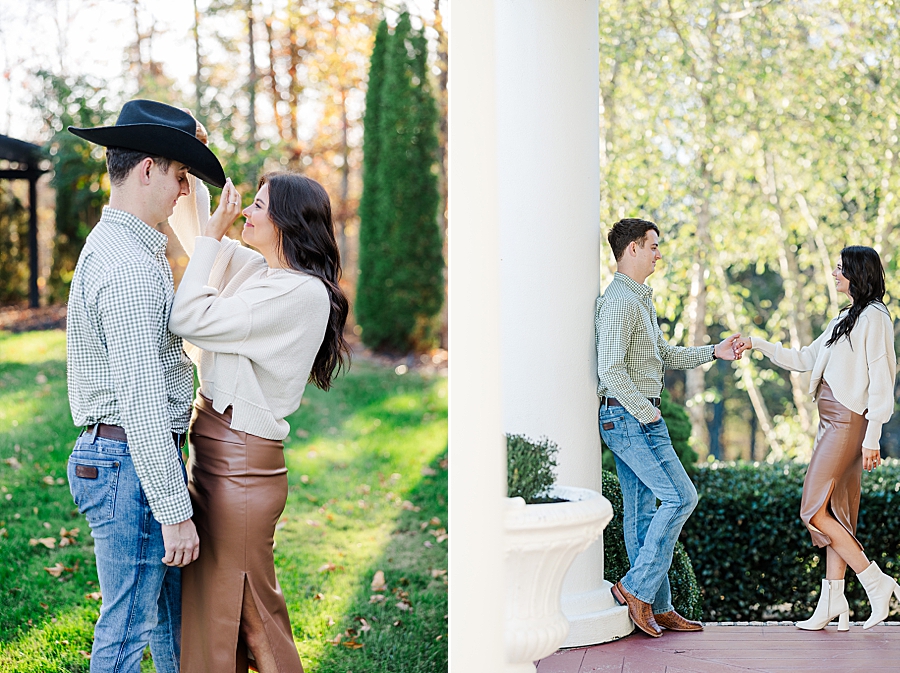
[68,99,226,188]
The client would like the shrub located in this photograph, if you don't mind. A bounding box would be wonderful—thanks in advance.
[602,470,702,620]
[682,460,900,621]
[601,389,697,475]
[356,13,444,353]
[506,434,558,503]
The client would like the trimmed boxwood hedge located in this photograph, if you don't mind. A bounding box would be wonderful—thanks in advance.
[602,470,703,620]
[682,460,900,621]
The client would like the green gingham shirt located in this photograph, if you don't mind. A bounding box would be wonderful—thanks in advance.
[67,207,194,525]
[595,272,715,424]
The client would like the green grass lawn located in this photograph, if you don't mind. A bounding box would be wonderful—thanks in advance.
[0,329,448,672]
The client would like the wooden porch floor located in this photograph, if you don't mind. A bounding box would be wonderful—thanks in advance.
[536,622,900,673]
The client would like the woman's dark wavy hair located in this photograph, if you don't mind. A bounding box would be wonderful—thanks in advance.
[259,171,350,389]
[826,245,890,348]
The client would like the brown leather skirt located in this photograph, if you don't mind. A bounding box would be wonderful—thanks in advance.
[181,394,303,673]
[800,381,867,550]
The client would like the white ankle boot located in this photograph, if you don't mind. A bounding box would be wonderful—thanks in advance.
[857,561,900,629]
[796,579,850,631]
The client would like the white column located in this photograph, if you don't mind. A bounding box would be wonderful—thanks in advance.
[448,0,507,670]
[496,0,631,646]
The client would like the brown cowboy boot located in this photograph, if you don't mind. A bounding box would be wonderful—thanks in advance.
[612,581,662,637]
[654,610,703,631]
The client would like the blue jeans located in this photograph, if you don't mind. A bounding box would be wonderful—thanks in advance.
[67,432,183,673]
[599,404,698,613]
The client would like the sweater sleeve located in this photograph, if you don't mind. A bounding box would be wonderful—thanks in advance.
[169,237,253,350]
[751,328,829,372]
[167,175,209,257]
[169,236,318,357]
[862,313,897,450]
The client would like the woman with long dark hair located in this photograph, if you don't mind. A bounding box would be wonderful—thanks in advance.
[735,246,898,632]
[168,170,350,672]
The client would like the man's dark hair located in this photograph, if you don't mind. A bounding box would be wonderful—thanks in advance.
[106,147,171,186]
[607,218,660,261]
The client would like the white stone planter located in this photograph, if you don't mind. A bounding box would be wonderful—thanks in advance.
[504,486,613,672]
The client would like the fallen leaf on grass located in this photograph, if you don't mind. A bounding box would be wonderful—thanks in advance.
[424,541,433,548]
[401,501,420,512]
[327,634,342,645]
[44,563,71,578]
[396,601,412,612]
[59,528,79,547]
[29,537,56,549]
[39,602,48,609]
[392,620,402,627]
[0,528,7,538]
[369,594,386,604]
[3,457,22,470]
[421,466,437,476]
[342,640,364,649]
[355,617,371,633]
[370,570,387,592]
[317,563,337,573]
[313,593,325,601]
[85,592,102,601]
[79,651,91,659]
[439,458,448,470]
[430,569,447,579]
[305,519,321,527]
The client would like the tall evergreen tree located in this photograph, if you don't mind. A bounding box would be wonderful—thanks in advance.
[356,18,390,342]
[357,12,443,352]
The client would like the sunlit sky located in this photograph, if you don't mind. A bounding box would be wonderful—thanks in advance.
[0,0,444,143]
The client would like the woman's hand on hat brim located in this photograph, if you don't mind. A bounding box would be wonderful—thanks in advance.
[204,178,242,241]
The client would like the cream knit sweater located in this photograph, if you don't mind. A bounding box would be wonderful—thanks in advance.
[751,303,897,450]
[167,178,330,440]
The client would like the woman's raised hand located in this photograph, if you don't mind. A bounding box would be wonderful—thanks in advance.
[204,178,242,241]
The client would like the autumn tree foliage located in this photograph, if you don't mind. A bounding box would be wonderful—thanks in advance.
[356,13,443,353]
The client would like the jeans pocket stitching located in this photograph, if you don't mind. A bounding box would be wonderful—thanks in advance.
[69,457,121,524]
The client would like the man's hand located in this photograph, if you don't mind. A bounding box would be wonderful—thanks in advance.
[863,447,882,472]
[161,518,200,567]
[714,334,742,361]
[203,178,242,241]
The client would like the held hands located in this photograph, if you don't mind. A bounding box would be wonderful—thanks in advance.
[714,334,744,361]
[732,336,753,359]
[863,447,882,472]
[203,177,242,241]
[161,518,200,567]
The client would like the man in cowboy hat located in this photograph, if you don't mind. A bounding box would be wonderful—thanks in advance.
[65,99,226,672]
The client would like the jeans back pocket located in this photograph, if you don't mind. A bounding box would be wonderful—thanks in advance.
[599,410,631,450]
[68,455,121,525]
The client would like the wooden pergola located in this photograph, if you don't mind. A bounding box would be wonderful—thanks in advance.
[0,134,49,308]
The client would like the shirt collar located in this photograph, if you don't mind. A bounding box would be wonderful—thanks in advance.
[101,206,168,254]
[614,271,653,298]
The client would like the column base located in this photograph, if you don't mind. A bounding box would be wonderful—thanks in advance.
[560,580,634,647]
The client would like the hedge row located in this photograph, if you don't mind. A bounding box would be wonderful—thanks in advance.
[681,460,900,621]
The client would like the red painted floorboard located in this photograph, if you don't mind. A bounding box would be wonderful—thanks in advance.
[537,624,900,672]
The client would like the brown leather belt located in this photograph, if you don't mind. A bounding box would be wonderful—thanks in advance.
[601,396,661,408]
[84,423,186,448]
